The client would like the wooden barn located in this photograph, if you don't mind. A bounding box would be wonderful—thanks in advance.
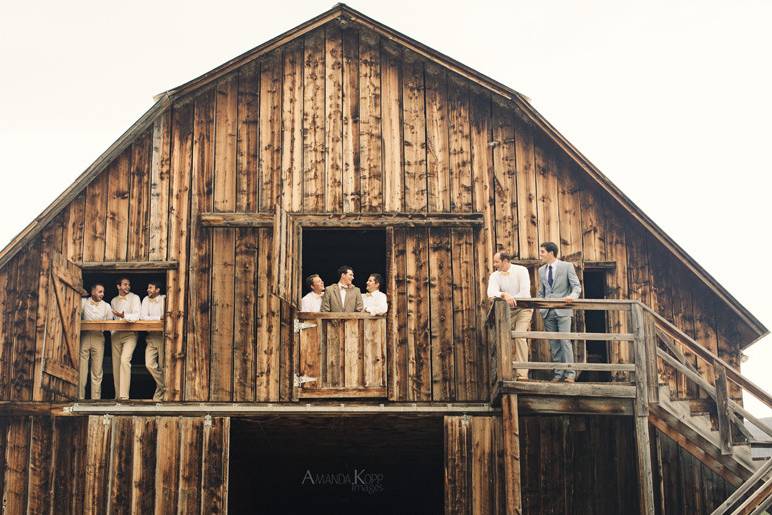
[0,4,770,514]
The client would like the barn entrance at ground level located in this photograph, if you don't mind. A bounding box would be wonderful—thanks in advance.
[229,416,443,514]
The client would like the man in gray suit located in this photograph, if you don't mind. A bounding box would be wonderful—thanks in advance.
[537,242,582,382]
[321,265,364,312]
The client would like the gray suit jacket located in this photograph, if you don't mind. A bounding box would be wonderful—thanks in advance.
[537,260,581,318]
[320,284,364,313]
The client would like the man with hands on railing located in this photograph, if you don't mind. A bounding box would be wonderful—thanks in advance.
[140,281,166,401]
[487,251,533,381]
[79,283,113,399]
[110,276,141,400]
[537,242,582,383]
[362,273,388,316]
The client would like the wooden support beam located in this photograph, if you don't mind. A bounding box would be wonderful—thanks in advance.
[199,211,485,228]
[515,298,632,311]
[732,475,772,515]
[78,260,178,270]
[710,458,772,515]
[632,304,656,515]
[716,365,733,455]
[80,320,164,332]
[494,300,513,383]
[512,362,636,372]
[511,330,635,341]
[500,380,637,398]
[501,394,523,515]
[517,395,633,415]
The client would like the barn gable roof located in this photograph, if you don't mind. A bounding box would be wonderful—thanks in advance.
[0,3,766,344]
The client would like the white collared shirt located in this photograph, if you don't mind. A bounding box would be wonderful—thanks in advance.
[545,259,560,285]
[140,294,166,321]
[487,264,531,300]
[338,282,349,306]
[362,290,388,315]
[301,291,324,313]
[81,297,113,321]
[110,292,141,322]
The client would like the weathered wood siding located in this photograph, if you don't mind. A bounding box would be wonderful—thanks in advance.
[0,21,750,402]
[0,415,229,515]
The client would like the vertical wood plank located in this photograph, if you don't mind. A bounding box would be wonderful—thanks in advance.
[282,43,304,212]
[402,53,427,212]
[452,228,479,400]
[406,228,431,400]
[302,29,326,212]
[444,416,471,515]
[236,62,259,213]
[165,103,194,401]
[425,64,450,212]
[344,319,360,387]
[1,417,30,513]
[233,228,258,402]
[556,155,583,261]
[358,30,383,212]
[9,245,41,401]
[259,51,282,212]
[149,110,172,261]
[342,26,361,213]
[256,228,280,401]
[210,227,235,401]
[82,170,109,262]
[429,228,455,400]
[581,184,606,261]
[177,418,203,513]
[128,130,152,260]
[214,74,238,212]
[104,150,131,261]
[26,416,53,515]
[491,105,517,254]
[107,417,133,515]
[514,119,539,259]
[185,90,215,401]
[501,394,523,515]
[84,415,112,515]
[391,228,409,400]
[324,25,344,212]
[534,137,560,248]
[51,416,87,515]
[448,77,473,212]
[201,417,230,514]
[153,417,181,515]
[64,192,86,262]
[130,417,157,514]
[381,42,403,212]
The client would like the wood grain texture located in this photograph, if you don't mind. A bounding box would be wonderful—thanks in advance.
[237,62,260,213]
[358,30,383,212]
[402,53,427,212]
[381,41,403,212]
[324,25,344,212]
[302,29,326,212]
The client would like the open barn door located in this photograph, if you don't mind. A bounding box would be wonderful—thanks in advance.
[38,251,84,400]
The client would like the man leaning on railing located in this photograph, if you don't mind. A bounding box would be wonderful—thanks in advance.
[537,242,582,383]
[487,251,533,381]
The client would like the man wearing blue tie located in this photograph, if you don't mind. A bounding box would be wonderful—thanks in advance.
[537,242,582,382]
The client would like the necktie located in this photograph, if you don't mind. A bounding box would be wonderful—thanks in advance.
[548,265,553,287]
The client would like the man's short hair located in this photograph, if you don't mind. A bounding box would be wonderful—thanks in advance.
[90,283,105,292]
[117,276,131,285]
[497,251,513,262]
[306,274,320,289]
[369,273,383,286]
[147,280,160,289]
[337,265,354,277]
[540,242,559,257]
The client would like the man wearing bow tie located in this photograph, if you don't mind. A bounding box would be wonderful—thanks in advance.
[487,251,533,381]
[321,265,364,312]
[537,242,582,383]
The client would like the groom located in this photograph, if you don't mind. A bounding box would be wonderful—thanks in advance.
[537,242,581,382]
[321,265,364,313]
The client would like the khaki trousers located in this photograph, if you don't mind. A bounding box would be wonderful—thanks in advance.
[145,332,165,401]
[111,331,137,399]
[510,308,534,380]
[79,331,105,399]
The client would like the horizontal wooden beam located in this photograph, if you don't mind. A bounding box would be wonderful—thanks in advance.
[512,331,635,341]
[199,212,484,228]
[298,387,387,399]
[518,395,633,416]
[514,298,633,311]
[499,380,637,398]
[78,260,178,271]
[297,312,386,320]
[81,320,164,332]
[513,362,636,372]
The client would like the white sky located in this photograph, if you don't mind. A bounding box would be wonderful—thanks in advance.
[1,0,770,415]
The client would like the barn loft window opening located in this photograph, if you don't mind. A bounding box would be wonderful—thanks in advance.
[582,267,611,383]
[300,228,388,305]
[81,270,166,400]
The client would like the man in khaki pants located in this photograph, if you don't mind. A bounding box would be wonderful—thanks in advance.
[110,277,141,400]
[140,281,165,401]
[80,283,113,399]
[487,251,533,381]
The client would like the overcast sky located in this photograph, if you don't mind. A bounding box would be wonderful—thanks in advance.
[1,1,770,415]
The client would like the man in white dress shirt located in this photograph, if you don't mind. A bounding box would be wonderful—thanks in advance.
[110,277,141,400]
[140,281,166,401]
[487,251,533,381]
[80,283,113,399]
[362,273,388,315]
[300,274,325,312]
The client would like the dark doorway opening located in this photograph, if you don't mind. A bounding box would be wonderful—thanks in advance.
[81,271,166,400]
[229,416,444,514]
[301,229,388,298]
[581,269,610,382]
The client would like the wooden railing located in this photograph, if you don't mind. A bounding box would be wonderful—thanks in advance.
[80,320,164,331]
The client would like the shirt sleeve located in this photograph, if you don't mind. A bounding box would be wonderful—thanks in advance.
[486,273,501,299]
[368,293,388,315]
[105,303,114,320]
[124,295,141,322]
[140,298,149,320]
[516,267,531,299]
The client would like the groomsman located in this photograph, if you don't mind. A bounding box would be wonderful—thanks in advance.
[362,273,388,315]
[537,242,581,382]
[110,277,141,399]
[321,265,364,312]
[487,252,533,381]
[140,281,166,401]
[80,283,113,399]
[301,274,325,313]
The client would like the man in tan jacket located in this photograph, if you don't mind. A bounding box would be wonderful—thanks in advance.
[320,265,364,312]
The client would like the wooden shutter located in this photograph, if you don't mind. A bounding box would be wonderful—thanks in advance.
[39,251,84,399]
[271,205,299,307]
